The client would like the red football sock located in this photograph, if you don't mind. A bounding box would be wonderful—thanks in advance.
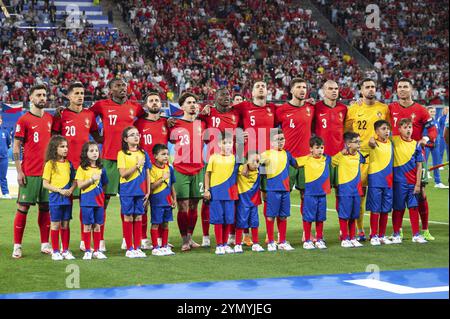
[201,202,210,236]
[38,210,50,243]
[409,207,420,236]
[142,212,148,239]
[177,211,188,237]
[235,228,243,245]
[120,212,125,238]
[51,229,59,252]
[379,214,388,237]
[79,208,83,241]
[83,230,91,251]
[418,198,429,230]
[151,227,159,248]
[100,210,106,240]
[13,211,28,244]
[278,219,287,243]
[349,219,356,240]
[266,218,275,243]
[222,224,230,244]
[93,231,101,252]
[303,221,312,242]
[60,227,70,252]
[339,218,348,240]
[316,221,324,240]
[162,228,169,247]
[392,209,405,234]
[158,224,164,239]
[187,208,198,235]
[133,220,142,249]
[123,220,133,250]
[251,227,259,243]
[370,213,380,237]
[229,223,235,236]
[214,224,223,245]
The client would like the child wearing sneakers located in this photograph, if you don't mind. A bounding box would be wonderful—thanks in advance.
[149,144,177,256]
[391,118,427,244]
[332,132,366,248]
[366,120,394,246]
[260,128,298,252]
[204,131,239,255]
[234,151,265,253]
[297,136,331,250]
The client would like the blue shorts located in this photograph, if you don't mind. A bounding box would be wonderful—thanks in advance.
[120,196,145,215]
[50,205,72,222]
[366,187,392,213]
[236,201,259,229]
[81,206,105,225]
[266,191,291,218]
[337,195,360,220]
[151,206,173,224]
[210,200,235,225]
[393,182,419,210]
[302,195,327,222]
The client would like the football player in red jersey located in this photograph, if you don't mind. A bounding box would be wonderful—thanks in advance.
[198,88,240,247]
[52,82,103,252]
[90,78,144,251]
[135,91,169,250]
[313,80,348,242]
[169,92,206,251]
[12,84,53,258]
[389,78,438,241]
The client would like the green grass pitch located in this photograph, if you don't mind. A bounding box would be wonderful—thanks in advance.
[0,168,448,294]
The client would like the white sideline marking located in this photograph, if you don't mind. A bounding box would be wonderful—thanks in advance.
[344,279,449,294]
[290,204,450,225]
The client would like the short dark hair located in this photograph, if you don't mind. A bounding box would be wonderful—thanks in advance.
[399,118,412,127]
[374,120,390,131]
[397,78,413,87]
[290,78,307,90]
[178,92,197,106]
[344,131,360,143]
[30,84,47,95]
[145,90,161,102]
[67,82,84,94]
[108,77,125,89]
[270,128,284,140]
[152,143,168,156]
[233,93,244,100]
[309,136,324,147]
[361,78,376,87]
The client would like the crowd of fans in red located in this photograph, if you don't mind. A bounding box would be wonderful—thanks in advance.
[0,0,447,106]
[315,0,449,105]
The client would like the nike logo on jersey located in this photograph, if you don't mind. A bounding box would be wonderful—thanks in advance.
[248,110,257,113]
[286,114,293,117]
[65,120,74,124]
[358,114,364,117]
[393,112,399,115]
[32,125,38,129]
[143,128,151,132]
[319,113,327,117]
[108,110,116,113]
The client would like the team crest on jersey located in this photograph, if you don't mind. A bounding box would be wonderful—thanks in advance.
[411,113,416,120]
[129,109,135,118]
[338,112,343,121]
[306,107,311,116]
[231,115,236,123]
[47,122,52,131]
[85,118,91,128]
[266,107,272,113]
[161,126,167,134]
[15,124,21,133]
[377,111,382,118]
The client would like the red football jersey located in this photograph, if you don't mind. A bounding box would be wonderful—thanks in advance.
[233,101,276,153]
[52,108,98,168]
[90,99,144,160]
[134,117,169,163]
[198,107,240,161]
[313,101,348,156]
[14,112,53,176]
[389,102,437,142]
[275,102,315,158]
[169,119,205,175]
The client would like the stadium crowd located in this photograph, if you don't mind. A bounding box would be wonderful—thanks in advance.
[315,0,449,105]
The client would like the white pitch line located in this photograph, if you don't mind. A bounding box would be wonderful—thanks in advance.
[344,279,449,294]
[290,204,449,226]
